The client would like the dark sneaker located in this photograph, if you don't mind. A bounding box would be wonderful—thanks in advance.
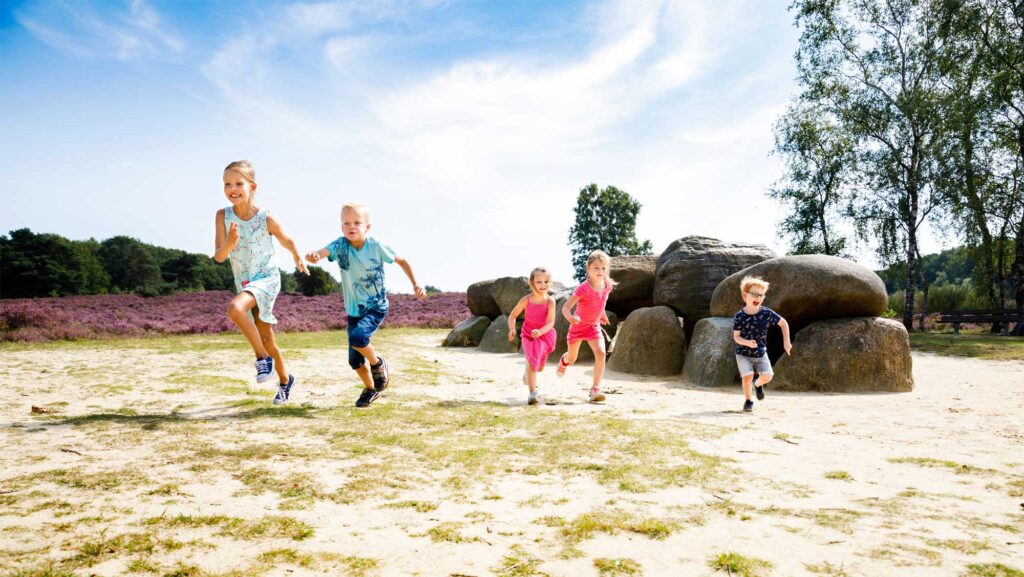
[355,387,380,408]
[371,357,390,392]
[255,356,274,384]
[527,390,540,406]
[589,388,606,403]
[272,374,295,405]
[743,399,754,412]
[753,373,765,401]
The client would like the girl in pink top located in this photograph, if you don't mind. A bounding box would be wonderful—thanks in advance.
[558,250,616,402]
[508,267,557,405]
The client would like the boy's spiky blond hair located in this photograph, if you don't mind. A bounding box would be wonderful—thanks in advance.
[740,275,769,293]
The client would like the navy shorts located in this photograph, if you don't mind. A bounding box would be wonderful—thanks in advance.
[347,309,387,369]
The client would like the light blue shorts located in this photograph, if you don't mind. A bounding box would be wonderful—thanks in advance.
[735,354,772,377]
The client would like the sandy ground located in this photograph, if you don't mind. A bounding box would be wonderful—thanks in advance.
[1,330,1022,577]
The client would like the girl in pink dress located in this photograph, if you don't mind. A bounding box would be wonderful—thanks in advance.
[508,267,558,405]
[558,250,616,402]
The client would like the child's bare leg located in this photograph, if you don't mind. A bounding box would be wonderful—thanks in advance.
[758,373,773,386]
[227,293,269,358]
[564,340,583,365]
[354,365,373,388]
[254,314,287,382]
[586,339,606,388]
[526,365,537,392]
[352,343,379,368]
[741,374,754,400]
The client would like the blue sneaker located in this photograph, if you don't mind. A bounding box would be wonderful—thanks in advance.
[255,356,274,383]
[273,374,295,405]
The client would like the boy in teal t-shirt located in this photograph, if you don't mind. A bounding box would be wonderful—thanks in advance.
[306,203,426,407]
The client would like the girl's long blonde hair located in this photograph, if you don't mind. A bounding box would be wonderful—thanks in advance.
[224,160,256,183]
[587,250,618,287]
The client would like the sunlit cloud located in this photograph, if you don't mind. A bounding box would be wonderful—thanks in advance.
[15,0,183,60]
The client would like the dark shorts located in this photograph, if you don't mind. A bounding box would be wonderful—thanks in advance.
[347,308,387,369]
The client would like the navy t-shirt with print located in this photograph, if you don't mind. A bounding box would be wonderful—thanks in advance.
[733,307,781,357]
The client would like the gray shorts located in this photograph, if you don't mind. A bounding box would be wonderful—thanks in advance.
[735,354,773,377]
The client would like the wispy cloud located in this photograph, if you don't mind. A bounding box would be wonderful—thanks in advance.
[15,0,183,60]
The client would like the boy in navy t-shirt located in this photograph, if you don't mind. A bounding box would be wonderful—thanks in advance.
[306,203,426,408]
[733,276,792,412]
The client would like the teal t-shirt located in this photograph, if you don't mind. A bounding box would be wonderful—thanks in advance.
[327,236,397,317]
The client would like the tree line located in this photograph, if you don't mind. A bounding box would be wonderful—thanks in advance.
[772,0,1024,330]
[0,228,341,298]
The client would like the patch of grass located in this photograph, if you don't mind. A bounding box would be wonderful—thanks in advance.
[491,545,549,577]
[24,467,148,491]
[594,557,642,576]
[888,457,997,476]
[257,548,315,568]
[398,355,446,385]
[925,538,990,555]
[383,500,438,513]
[824,471,852,481]
[708,552,773,577]
[865,543,942,566]
[143,514,314,541]
[319,555,380,577]
[558,510,676,545]
[420,521,478,543]
[909,333,1024,361]
[3,564,81,577]
[796,508,864,534]
[804,561,849,576]
[964,564,1024,577]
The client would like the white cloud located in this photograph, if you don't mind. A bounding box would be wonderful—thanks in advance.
[15,0,184,60]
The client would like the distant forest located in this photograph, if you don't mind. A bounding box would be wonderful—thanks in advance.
[0,228,339,298]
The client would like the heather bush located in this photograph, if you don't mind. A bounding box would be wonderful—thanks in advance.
[0,291,468,342]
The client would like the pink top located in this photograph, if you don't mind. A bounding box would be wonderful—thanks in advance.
[572,280,612,324]
[522,298,550,333]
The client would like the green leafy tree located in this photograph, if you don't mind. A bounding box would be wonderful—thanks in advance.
[98,236,163,294]
[790,0,946,330]
[280,269,299,294]
[424,285,441,294]
[770,102,853,256]
[295,266,338,296]
[0,228,110,297]
[567,184,653,282]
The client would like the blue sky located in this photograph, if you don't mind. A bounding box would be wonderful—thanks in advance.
[1,0,927,290]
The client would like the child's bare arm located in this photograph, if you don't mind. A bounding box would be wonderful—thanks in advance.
[213,209,237,263]
[304,248,331,263]
[733,330,757,349]
[537,298,557,335]
[778,317,792,354]
[266,215,309,275]
[508,297,527,341]
[561,295,580,324]
[393,256,426,300]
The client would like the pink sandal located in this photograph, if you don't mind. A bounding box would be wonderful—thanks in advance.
[557,353,569,377]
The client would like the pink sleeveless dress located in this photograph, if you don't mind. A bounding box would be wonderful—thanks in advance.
[521,297,557,371]
[567,280,612,346]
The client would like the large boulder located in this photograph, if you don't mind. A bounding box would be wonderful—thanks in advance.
[552,294,617,362]
[709,255,888,333]
[467,280,500,318]
[490,277,567,316]
[654,236,775,330]
[443,316,491,347]
[772,318,913,392]
[477,315,519,353]
[607,307,686,375]
[682,317,739,387]
[608,255,658,317]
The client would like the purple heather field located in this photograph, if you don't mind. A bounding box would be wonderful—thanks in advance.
[0,291,469,342]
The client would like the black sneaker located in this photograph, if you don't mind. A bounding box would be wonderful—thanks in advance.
[371,357,390,392]
[743,399,754,412]
[753,373,765,401]
[355,387,380,408]
[272,374,295,405]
